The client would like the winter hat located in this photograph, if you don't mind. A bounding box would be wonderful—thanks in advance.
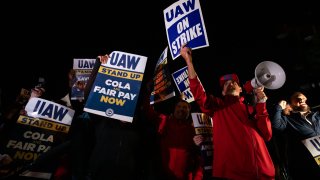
[219,73,240,87]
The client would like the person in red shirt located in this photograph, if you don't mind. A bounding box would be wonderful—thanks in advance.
[180,44,275,180]
[144,94,203,180]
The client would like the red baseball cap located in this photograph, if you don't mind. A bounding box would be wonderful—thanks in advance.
[219,74,240,87]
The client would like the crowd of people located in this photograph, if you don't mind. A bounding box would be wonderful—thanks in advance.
[0,44,319,180]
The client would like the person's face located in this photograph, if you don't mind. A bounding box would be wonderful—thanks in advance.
[222,80,242,96]
[76,81,86,90]
[291,94,309,112]
[30,87,45,98]
[173,101,190,120]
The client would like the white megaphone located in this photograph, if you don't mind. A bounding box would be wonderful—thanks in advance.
[243,61,286,93]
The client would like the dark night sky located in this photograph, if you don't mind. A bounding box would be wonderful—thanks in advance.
[1,1,319,109]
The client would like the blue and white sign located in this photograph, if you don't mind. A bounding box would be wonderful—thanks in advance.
[25,98,75,126]
[84,51,147,123]
[172,66,194,103]
[71,58,96,100]
[164,0,209,60]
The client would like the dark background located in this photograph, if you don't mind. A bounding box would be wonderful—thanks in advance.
[1,1,319,110]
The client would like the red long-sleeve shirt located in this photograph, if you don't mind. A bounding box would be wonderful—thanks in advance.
[145,104,203,180]
[189,76,275,180]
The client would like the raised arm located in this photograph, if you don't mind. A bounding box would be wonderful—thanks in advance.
[271,100,289,131]
[140,79,167,133]
[180,45,220,117]
[180,44,197,79]
[84,54,109,100]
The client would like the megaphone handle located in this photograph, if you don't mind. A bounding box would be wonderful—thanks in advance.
[254,88,268,103]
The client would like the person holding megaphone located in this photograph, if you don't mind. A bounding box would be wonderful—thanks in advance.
[180,44,275,180]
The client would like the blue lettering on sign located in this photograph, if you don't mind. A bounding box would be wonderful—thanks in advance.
[78,60,95,68]
[183,90,193,99]
[110,53,140,70]
[33,100,69,121]
[165,0,196,22]
[175,70,188,84]
[310,138,320,151]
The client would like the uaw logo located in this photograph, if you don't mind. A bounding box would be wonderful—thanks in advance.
[105,108,114,117]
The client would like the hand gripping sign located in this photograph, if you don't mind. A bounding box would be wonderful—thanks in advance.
[164,0,209,60]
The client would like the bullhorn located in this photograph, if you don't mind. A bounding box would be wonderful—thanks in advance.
[244,61,286,93]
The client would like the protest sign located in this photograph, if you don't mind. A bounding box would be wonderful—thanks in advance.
[84,51,147,122]
[164,0,209,60]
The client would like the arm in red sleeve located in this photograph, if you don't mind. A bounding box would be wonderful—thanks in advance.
[255,103,272,141]
[189,76,221,117]
[190,154,204,180]
[141,87,167,134]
